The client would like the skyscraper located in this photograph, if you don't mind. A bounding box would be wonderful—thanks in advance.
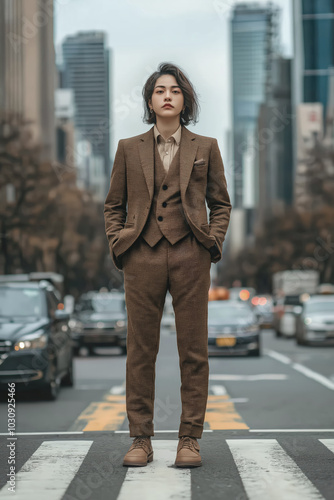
[0,0,56,160]
[293,0,334,119]
[231,2,280,211]
[61,32,111,180]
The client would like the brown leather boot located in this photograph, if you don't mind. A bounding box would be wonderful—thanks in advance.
[123,436,153,466]
[174,436,202,467]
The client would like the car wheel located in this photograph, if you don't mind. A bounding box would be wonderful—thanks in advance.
[62,357,74,387]
[120,345,127,355]
[88,346,95,356]
[296,337,306,346]
[275,329,282,337]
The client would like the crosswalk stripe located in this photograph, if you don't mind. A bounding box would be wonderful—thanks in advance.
[0,440,93,499]
[319,439,334,454]
[116,440,191,500]
[226,439,324,500]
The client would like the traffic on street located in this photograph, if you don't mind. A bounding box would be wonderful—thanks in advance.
[0,275,334,499]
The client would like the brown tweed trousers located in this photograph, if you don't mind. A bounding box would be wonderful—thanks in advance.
[104,124,232,438]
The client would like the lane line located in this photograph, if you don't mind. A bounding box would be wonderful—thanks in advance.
[0,440,93,499]
[266,349,334,390]
[0,431,84,436]
[114,429,213,433]
[210,374,287,381]
[249,429,334,433]
[110,381,126,395]
[211,384,227,395]
[117,440,190,500]
[292,363,334,391]
[227,439,324,500]
[264,349,291,364]
[319,439,334,453]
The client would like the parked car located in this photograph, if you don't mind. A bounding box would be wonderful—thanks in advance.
[70,291,127,355]
[0,280,73,400]
[295,295,334,346]
[208,300,261,356]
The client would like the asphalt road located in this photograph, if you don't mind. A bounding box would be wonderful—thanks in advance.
[0,328,334,500]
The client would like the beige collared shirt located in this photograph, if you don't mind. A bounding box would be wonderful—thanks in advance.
[153,124,182,173]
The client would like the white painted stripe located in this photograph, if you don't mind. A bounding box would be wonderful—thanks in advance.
[211,384,227,395]
[117,440,190,500]
[227,439,324,500]
[292,363,334,390]
[265,349,291,364]
[229,398,249,403]
[250,429,334,433]
[114,430,213,433]
[266,350,334,391]
[0,431,84,436]
[319,439,334,453]
[209,374,287,381]
[0,440,93,499]
[110,380,126,395]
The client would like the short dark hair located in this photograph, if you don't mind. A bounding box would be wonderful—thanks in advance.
[142,62,200,126]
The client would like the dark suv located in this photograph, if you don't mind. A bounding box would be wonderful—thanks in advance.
[0,280,73,400]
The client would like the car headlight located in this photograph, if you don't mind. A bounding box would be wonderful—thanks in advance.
[116,320,126,328]
[14,331,48,351]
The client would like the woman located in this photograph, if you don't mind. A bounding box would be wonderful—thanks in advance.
[104,62,232,468]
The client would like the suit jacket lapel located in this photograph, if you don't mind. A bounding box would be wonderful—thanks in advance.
[138,125,198,202]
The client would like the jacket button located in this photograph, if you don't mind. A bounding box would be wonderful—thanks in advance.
[158,216,163,221]
[162,184,168,190]
[162,202,167,207]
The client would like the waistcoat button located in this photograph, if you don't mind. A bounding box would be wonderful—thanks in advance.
[162,202,167,207]
[158,216,163,221]
[162,184,168,190]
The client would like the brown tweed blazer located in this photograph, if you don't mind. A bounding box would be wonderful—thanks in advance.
[104,125,232,271]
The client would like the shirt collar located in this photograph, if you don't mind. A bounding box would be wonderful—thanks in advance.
[153,123,182,146]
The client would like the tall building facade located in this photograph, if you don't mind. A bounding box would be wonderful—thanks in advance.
[292,0,334,211]
[0,0,56,160]
[231,2,280,212]
[61,32,111,180]
[257,56,293,226]
[293,0,334,120]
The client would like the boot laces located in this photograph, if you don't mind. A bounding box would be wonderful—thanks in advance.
[131,436,151,451]
[180,436,198,451]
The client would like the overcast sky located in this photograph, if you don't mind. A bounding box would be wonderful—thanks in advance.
[55,0,293,181]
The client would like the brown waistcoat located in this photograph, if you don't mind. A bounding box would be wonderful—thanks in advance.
[141,138,191,247]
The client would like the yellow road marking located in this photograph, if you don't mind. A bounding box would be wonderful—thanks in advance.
[73,395,126,432]
[205,395,249,430]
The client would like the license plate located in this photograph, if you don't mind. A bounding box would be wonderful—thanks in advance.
[216,336,236,347]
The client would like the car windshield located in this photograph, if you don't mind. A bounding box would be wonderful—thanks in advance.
[208,303,255,322]
[0,287,44,317]
[304,301,334,314]
[76,294,124,313]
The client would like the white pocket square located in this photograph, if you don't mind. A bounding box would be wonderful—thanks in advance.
[193,158,205,165]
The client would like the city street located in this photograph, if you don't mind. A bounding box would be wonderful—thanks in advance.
[0,327,333,500]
